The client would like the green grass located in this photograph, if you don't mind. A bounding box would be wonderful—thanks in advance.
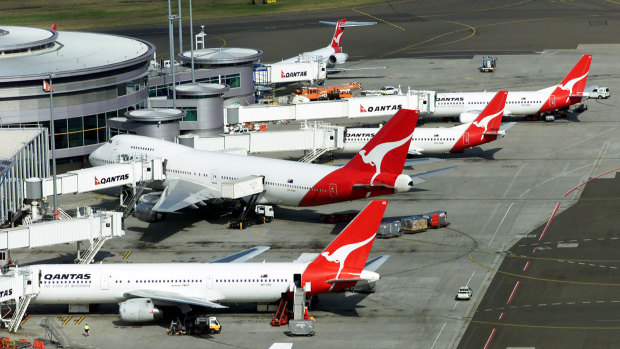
[0,0,384,30]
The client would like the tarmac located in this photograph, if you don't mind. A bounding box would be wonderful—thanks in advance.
[6,1,620,348]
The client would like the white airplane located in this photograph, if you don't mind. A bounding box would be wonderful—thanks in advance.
[279,18,376,70]
[15,200,389,324]
[90,109,455,222]
[431,55,592,123]
[342,91,512,155]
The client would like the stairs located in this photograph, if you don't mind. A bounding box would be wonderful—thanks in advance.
[75,236,111,264]
[40,317,72,348]
[270,298,289,326]
[298,148,330,163]
[8,294,34,333]
[122,181,147,219]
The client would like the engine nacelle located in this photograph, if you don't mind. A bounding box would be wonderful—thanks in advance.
[394,174,414,192]
[119,298,162,322]
[459,112,480,124]
[134,193,165,223]
[327,53,348,67]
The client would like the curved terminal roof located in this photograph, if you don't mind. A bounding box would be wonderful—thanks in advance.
[176,83,229,96]
[0,26,155,82]
[178,47,262,65]
[125,109,185,122]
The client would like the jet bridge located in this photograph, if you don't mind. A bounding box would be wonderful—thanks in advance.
[0,266,39,332]
[24,154,165,199]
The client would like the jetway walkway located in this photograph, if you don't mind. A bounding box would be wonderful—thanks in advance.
[0,267,39,333]
[25,154,165,200]
[178,122,345,156]
[0,208,124,265]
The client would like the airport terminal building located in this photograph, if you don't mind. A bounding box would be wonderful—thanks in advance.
[0,26,155,161]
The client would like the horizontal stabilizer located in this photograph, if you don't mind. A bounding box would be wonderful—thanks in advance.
[294,253,320,263]
[499,122,516,132]
[404,158,445,166]
[125,290,227,309]
[328,66,386,73]
[210,246,270,263]
[364,255,390,272]
[325,278,365,284]
[319,20,377,27]
[409,165,461,185]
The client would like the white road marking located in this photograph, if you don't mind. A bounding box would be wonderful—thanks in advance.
[489,202,513,247]
[429,322,447,349]
[503,163,527,198]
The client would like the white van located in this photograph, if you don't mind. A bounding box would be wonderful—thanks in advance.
[589,87,610,99]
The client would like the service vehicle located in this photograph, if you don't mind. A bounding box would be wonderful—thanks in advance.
[455,286,472,300]
[589,86,610,99]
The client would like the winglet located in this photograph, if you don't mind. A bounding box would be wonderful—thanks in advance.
[302,200,387,294]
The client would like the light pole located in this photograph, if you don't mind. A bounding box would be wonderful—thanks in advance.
[189,0,195,84]
[48,73,58,218]
[168,0,177,108]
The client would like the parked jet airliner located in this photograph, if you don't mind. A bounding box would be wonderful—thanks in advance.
[90,109,456,222]
[13,200,388,324]
[342,91,510,155]
[430,55,592,123]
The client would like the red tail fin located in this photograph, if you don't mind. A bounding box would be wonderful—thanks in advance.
[302,200,387,294]
[540,55,592,111]
[51,24,57,31]
[468,90,507,134]
[342,109,418,175]
[330,19,347,51]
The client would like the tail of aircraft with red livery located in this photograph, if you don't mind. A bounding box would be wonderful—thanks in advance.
[538,54,592,112]
[302,200,387,294]
[330,19,347,53]
[450,91,507,152]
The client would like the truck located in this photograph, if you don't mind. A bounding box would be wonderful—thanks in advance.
[167,315,221,335]
[479,56,497,72]
[294,82,362,101]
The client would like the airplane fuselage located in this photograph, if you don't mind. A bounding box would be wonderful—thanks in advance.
[26,263,307,305]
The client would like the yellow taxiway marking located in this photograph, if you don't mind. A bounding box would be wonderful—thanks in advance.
[123,251,132,260]
[63,316,72,326]
[75,315,85,326]
[352,9,405,31]
[20,315,30,326]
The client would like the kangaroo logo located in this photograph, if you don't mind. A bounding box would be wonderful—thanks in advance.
[359,132,413,184]
[472,110,503,140]
[321,234,376,289]
[557,72,588,102]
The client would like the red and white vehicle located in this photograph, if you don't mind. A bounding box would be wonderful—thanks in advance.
[342,91,510,155]
[431,55,592,122]
[89,109,455,220]
[15,200,389,323]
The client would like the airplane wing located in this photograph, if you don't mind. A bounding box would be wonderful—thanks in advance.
[152,178,221,213]
[364,255,390,271]
[319,20,377,27]
[210,246,270,263]
[409,165,461,185]
[125,289,227,309]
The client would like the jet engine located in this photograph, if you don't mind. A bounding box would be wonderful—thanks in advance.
[327,53,348,67]
[459,112,480,124]
[394,174,414,192]
[119,298,162,322]
[134,193,165,223]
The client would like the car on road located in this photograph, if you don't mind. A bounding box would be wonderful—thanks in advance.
[455,286,472,300]
[380,86,399,95]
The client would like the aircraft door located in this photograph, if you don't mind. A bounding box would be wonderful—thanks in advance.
[329,183,338,198]
[207,275,213,289]
[550,95,555,108]
[100,274,110,290]
[464,132,470,146]
[211,169,218,185]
